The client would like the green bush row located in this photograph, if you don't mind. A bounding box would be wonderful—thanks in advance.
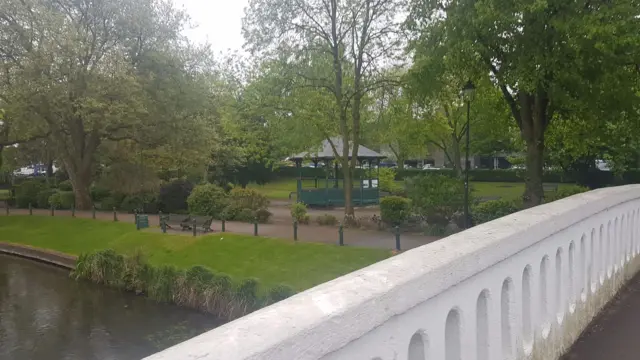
[71,249,296,320]
[275,166,640,188]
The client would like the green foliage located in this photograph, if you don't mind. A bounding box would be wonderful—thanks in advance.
[58,180,73,191]
[98,196,121,211]
[316,214,339,226]
[378,168,402,194]
[187,184,229,217]
[406,174,466,225]
[267,284,296,303]
[90,185,112,202]
[120,192,159,213]
[72,249,297,320]
[37,189,57,209]
[290,202,310,224]
[221,188,272,223]
[380,196,411,226]
[472,200,521,225]
[48,191,75,210]
[255,208,273,224]
[407,0,640,205]
[15,179,47,208]
[544,185,589,203]
[158,179,193,213]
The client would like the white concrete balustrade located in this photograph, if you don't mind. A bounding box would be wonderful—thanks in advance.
[145,185,640,360]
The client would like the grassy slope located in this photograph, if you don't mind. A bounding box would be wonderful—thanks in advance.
[248,178,575,201]
[0,216,389,290]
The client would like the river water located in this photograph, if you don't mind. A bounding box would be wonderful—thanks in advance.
[0,254,220,360]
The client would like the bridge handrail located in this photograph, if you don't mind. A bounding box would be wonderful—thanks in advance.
[146,185,640,360]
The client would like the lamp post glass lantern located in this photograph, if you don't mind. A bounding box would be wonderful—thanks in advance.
[462,80,475,229]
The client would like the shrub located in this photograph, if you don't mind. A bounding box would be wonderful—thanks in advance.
[48,191,75,209]
[37,189,57,208]
[472,199,520,225]
[255,208,273,223]
[406,174,467,226]
[379,167,402,194]
[15,179,47,208]
[90,185,112,202]
[267,284,296,303]
[229,188,270,212]
[316,213,339,226]
[58,180,73,191]
[121,192,159,213]
[98,195,120,211]
[225,188,271,223]
[544,185,589,203]
[380,196,411,226]
[187,183,228,217]
[290,202,310,224]
[158,179,194,213]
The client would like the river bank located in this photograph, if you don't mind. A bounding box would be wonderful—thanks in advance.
[0,215,390,319]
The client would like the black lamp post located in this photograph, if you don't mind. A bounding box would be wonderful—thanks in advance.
[462,80,476,229]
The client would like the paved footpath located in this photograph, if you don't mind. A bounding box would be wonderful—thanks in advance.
[562,271,640,359]
[1,208,440,251]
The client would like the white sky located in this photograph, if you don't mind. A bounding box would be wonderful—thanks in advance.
[172,0,249,55]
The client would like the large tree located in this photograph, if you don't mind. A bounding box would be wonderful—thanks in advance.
[408,0,640,206]
[243,0,405,220]
[0,0,214,209]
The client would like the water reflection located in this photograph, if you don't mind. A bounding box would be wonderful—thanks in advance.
[0,254,219,360]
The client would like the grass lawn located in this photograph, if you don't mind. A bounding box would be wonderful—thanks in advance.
[0,189,9,201]
[248,178,575,202]
[0,216,389,291]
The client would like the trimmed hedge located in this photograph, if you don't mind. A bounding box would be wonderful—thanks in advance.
[274,166,640,188]
[472,199,520,225]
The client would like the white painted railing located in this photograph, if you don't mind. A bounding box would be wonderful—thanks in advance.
[145,185,640,360]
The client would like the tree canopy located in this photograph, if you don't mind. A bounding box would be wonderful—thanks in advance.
[407,0,640,205]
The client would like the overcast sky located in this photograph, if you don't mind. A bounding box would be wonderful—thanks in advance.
[172,0,249,55]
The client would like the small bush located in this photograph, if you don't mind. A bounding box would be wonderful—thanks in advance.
[90,185,112,202]
[380,196,411,226]
[472,199,520,225]
[187,183,228,217]
[290,202,310,224]
[58,180,73,191]
[544,185,589,203]
[225,188,271,223]
[158,179,194,213]
[316,213,339,226]
[15,179,48,208]
[121,192,159,213]
[406,174,467,226]
[229,188,270,212]
[255,208,273,223]
[98,195,120,211]
[48,191,75,209]
[37,189,57,208]
[267,284,296,303]
[379,167,402,194]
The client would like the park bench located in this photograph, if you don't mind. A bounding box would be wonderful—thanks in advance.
[543,183,559,192]
[187,215,214,233]
[164,213,192,231]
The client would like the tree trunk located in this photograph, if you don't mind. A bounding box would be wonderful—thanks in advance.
[55,128,101,210]
[68,169,93,210]
[520,92,549,207]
